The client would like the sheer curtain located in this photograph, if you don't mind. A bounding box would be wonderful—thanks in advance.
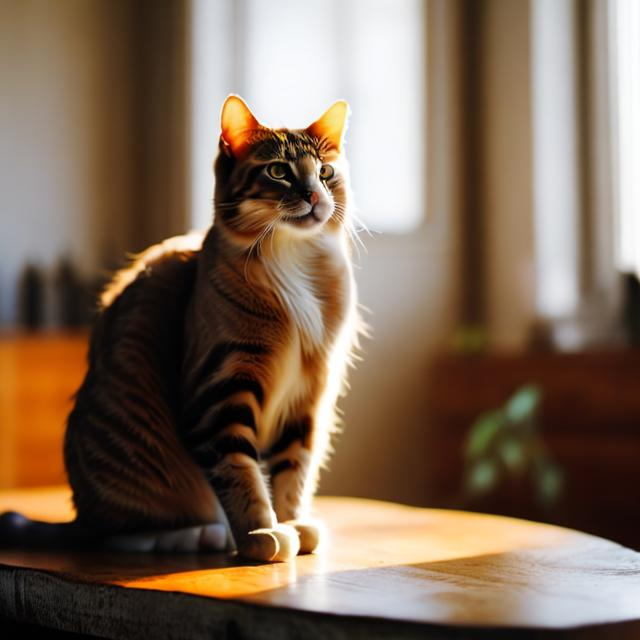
[527,0,638,349]
[189,0,425,233]
[609,0,640,279]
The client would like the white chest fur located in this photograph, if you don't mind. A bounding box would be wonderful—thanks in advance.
[263,234,326,353]
[258,331,307,451]
[258,231,351,451]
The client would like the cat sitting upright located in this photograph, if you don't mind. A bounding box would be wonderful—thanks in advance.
[0,96,361,562]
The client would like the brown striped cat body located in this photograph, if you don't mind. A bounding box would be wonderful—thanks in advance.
[0,96,359,562]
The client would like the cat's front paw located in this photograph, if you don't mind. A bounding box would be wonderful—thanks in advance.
[284,518,325,554]
[238,523,300,562]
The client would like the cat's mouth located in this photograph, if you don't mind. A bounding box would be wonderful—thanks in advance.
[282,207,323,228]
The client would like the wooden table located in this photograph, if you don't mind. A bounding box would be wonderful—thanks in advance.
[1,487,639,639]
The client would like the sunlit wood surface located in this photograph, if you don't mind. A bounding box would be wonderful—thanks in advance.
[1,488,639,638]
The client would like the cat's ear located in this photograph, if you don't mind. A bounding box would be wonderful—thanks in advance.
[306,100,350,152]
[220,95,263,158]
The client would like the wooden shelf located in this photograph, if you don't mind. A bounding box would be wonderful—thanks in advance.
[0,333,88,489]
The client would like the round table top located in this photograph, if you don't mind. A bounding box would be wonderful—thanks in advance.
[1,486,639,638]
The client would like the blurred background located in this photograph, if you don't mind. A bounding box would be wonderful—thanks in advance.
[1,0,639,548]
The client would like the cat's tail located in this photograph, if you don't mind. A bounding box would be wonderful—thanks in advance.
[0,511,94,548]
[0,510,229,552]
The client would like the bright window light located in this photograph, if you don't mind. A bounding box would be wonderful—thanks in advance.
[190,0,426,233]
[610,0,640,277]
[531,0,582,318]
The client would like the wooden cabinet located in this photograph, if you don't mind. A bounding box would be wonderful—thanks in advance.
[426,351,640,550]
[0,334,88,488]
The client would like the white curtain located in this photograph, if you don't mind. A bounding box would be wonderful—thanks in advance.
[189,0,425,233]
[610,0,640,279]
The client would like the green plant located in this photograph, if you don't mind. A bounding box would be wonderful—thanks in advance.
[463,384,563,509]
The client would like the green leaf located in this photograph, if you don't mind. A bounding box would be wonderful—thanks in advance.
[466,410,504,458]
[505,385,541,423]
[466,459,499,495]
[535,463,563,507]
[499,437,526,471]
[452,326,489,355]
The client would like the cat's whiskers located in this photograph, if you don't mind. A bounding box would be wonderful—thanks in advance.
[214,201,242,213]
[332,201,367,257]
[244,228,268,277]
[256,221,277,255]
[215,197,242,206]
[243,219,277,280]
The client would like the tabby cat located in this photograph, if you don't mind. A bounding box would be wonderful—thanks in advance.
[0,96,359,562]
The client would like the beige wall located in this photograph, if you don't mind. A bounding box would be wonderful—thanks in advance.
[0,0,138,325]
[0,0,187,326]
[319,0,464,505]
[321,0,546,502]
[482,0,536,350]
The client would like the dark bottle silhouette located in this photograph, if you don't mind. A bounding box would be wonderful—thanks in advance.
[54,258,90,328]
[623,273,640,346]
[18,264,45,330]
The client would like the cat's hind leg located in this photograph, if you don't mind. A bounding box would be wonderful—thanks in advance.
[105,523,228,552]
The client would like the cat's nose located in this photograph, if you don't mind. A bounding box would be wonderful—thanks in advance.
[302,190,319,205]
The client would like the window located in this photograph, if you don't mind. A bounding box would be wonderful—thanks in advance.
[190,0,425,233]
[609,0,640,278]
[531,0,582,318]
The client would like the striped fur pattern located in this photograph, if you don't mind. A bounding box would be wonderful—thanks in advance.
[6,97,359,562]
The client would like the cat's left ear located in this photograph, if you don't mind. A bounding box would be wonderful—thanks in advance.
[220,95,263,157]
[306,100,350,152]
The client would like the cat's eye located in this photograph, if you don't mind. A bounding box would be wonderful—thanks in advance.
[266,163,288,181]
[319,164,334,181]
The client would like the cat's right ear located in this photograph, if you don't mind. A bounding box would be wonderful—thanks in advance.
[220,95,262,158]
